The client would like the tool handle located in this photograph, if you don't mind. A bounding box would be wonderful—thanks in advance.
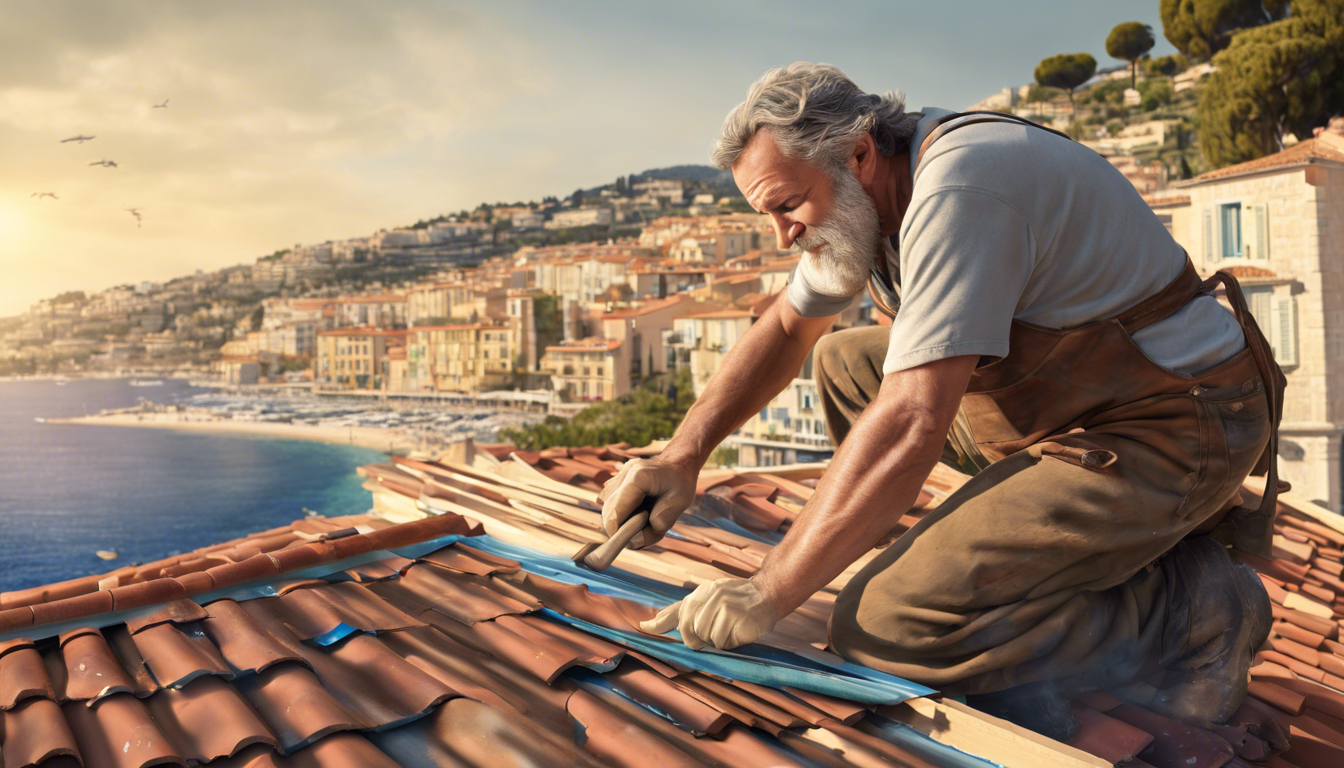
[583,511,650,571]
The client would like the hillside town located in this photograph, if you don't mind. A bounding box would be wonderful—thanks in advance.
[7,59,1344,510]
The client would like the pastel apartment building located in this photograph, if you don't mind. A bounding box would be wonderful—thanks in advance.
[1152,130,1344,510]
[540,338,627,402]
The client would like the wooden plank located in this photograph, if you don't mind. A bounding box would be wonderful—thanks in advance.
[499,455,602,505]
[881,697,1109,768]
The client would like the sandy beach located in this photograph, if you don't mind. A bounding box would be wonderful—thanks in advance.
[45,412,419,454]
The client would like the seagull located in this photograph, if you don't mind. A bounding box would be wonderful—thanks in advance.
[152,99,169,109]
[31,192,58,200]
[89,159,118,168]
[61,135,95,143]
[126,208,142,227]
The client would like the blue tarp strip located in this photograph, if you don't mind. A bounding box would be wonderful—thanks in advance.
[439,532,935,698]
[310,621,359,646]
[538,608,930,705]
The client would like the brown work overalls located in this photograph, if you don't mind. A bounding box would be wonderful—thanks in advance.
[826,112,1286,695]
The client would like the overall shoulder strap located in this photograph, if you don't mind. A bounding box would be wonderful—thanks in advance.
[914,111,1073,185]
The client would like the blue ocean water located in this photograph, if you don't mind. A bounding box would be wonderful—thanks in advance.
[0,379,386,593]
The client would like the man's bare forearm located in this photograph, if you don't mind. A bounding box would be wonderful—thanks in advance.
[751,355,977,615]
[660,299,833,469]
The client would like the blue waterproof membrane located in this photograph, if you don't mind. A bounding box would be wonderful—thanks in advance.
[387,536,936,702]
[676,513,786,546]
[310,622,360,646]
[540,608,931,705]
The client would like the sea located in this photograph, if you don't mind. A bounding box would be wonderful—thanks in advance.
[0,378,386,593]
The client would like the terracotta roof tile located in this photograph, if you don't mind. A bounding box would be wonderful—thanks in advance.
[1191,136,1344,182]
[9,443,1344,766]
[143,674,279,763]
[52,627,138,702]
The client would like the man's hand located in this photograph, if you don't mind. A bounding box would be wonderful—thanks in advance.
[597,457,697,549]
[639,578,783,650]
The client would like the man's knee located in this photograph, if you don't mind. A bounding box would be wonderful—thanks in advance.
[830,569,941,660]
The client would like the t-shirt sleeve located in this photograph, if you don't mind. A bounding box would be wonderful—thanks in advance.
[785,257,858,319]
[883,186,1034,374]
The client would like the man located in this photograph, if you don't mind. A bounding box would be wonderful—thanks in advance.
[599,63,1284,738]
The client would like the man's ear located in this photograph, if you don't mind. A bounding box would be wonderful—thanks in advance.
[847,133,879,185]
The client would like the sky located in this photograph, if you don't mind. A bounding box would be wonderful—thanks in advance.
[0,0,1176,317]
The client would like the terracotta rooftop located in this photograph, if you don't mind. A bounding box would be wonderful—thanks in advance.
[1185,134,1344,183]
[3,442,1343,767]
[601,295,690,320]
[1223,266,1279,280]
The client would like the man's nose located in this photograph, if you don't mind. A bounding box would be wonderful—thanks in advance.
[773,217,804,250]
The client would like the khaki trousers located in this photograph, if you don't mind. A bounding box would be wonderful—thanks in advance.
[817,326,1271,695]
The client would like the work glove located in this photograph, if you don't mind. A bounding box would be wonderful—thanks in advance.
[639,578,783,651]
[597,457,697,549]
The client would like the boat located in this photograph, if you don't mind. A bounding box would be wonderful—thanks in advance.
[129,379,164,387]
[95,550,118,561]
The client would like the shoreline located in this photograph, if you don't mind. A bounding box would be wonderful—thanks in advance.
[44,413,418,454]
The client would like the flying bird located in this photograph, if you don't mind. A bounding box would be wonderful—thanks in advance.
[61,135,95,143]
[31,192,59,200]
[152,99,169,109]
[126,208,142,227]
[89,159,118,168]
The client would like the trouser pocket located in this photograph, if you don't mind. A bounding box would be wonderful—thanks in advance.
[1177,379,1270,520]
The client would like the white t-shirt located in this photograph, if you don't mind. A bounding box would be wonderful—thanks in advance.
[787,107,1246,375]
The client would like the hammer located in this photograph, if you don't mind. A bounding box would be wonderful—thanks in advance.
[571,497,655,571]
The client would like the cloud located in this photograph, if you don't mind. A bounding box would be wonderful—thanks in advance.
[0,0,547,314]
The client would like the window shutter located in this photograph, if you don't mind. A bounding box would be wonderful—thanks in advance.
[1204,208,1216,264]
[1241,204,1259,260]
[1273,295,1297,367]
[1256,204,1269,261]
[1249,289,1272,332]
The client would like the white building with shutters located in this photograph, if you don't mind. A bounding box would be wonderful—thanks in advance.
[1151,131,1344,511]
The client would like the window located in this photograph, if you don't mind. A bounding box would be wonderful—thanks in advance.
[1246,286,1298,368]
[1242,204,1270,260]
[1220,203,1242,259]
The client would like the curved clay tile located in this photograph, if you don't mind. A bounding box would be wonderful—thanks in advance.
[0,644,55,710]
[377,624,534,716]
[1105,703,1235,768]
[143,674,279,763]
[130,621,232,689]
[496,571,656,634]
[125,599,210,635]
[268,581,423,641]
[198,599,307,676]
[1,695,81,767]
[367,696,610,768]
[417,543,521,577]
[304,633,455,729]
[231,662,362,752]
[1065,704,1155,764]
[61,692,186,768]
[565,687,706,768]
[604,662,733,735]
[54,627,138,702]
[102,625,159,697]
[369,565,537,625]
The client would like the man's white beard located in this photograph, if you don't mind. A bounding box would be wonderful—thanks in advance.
[795,168,882,297]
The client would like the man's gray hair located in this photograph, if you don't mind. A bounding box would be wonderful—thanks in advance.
[711,62,921,170]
